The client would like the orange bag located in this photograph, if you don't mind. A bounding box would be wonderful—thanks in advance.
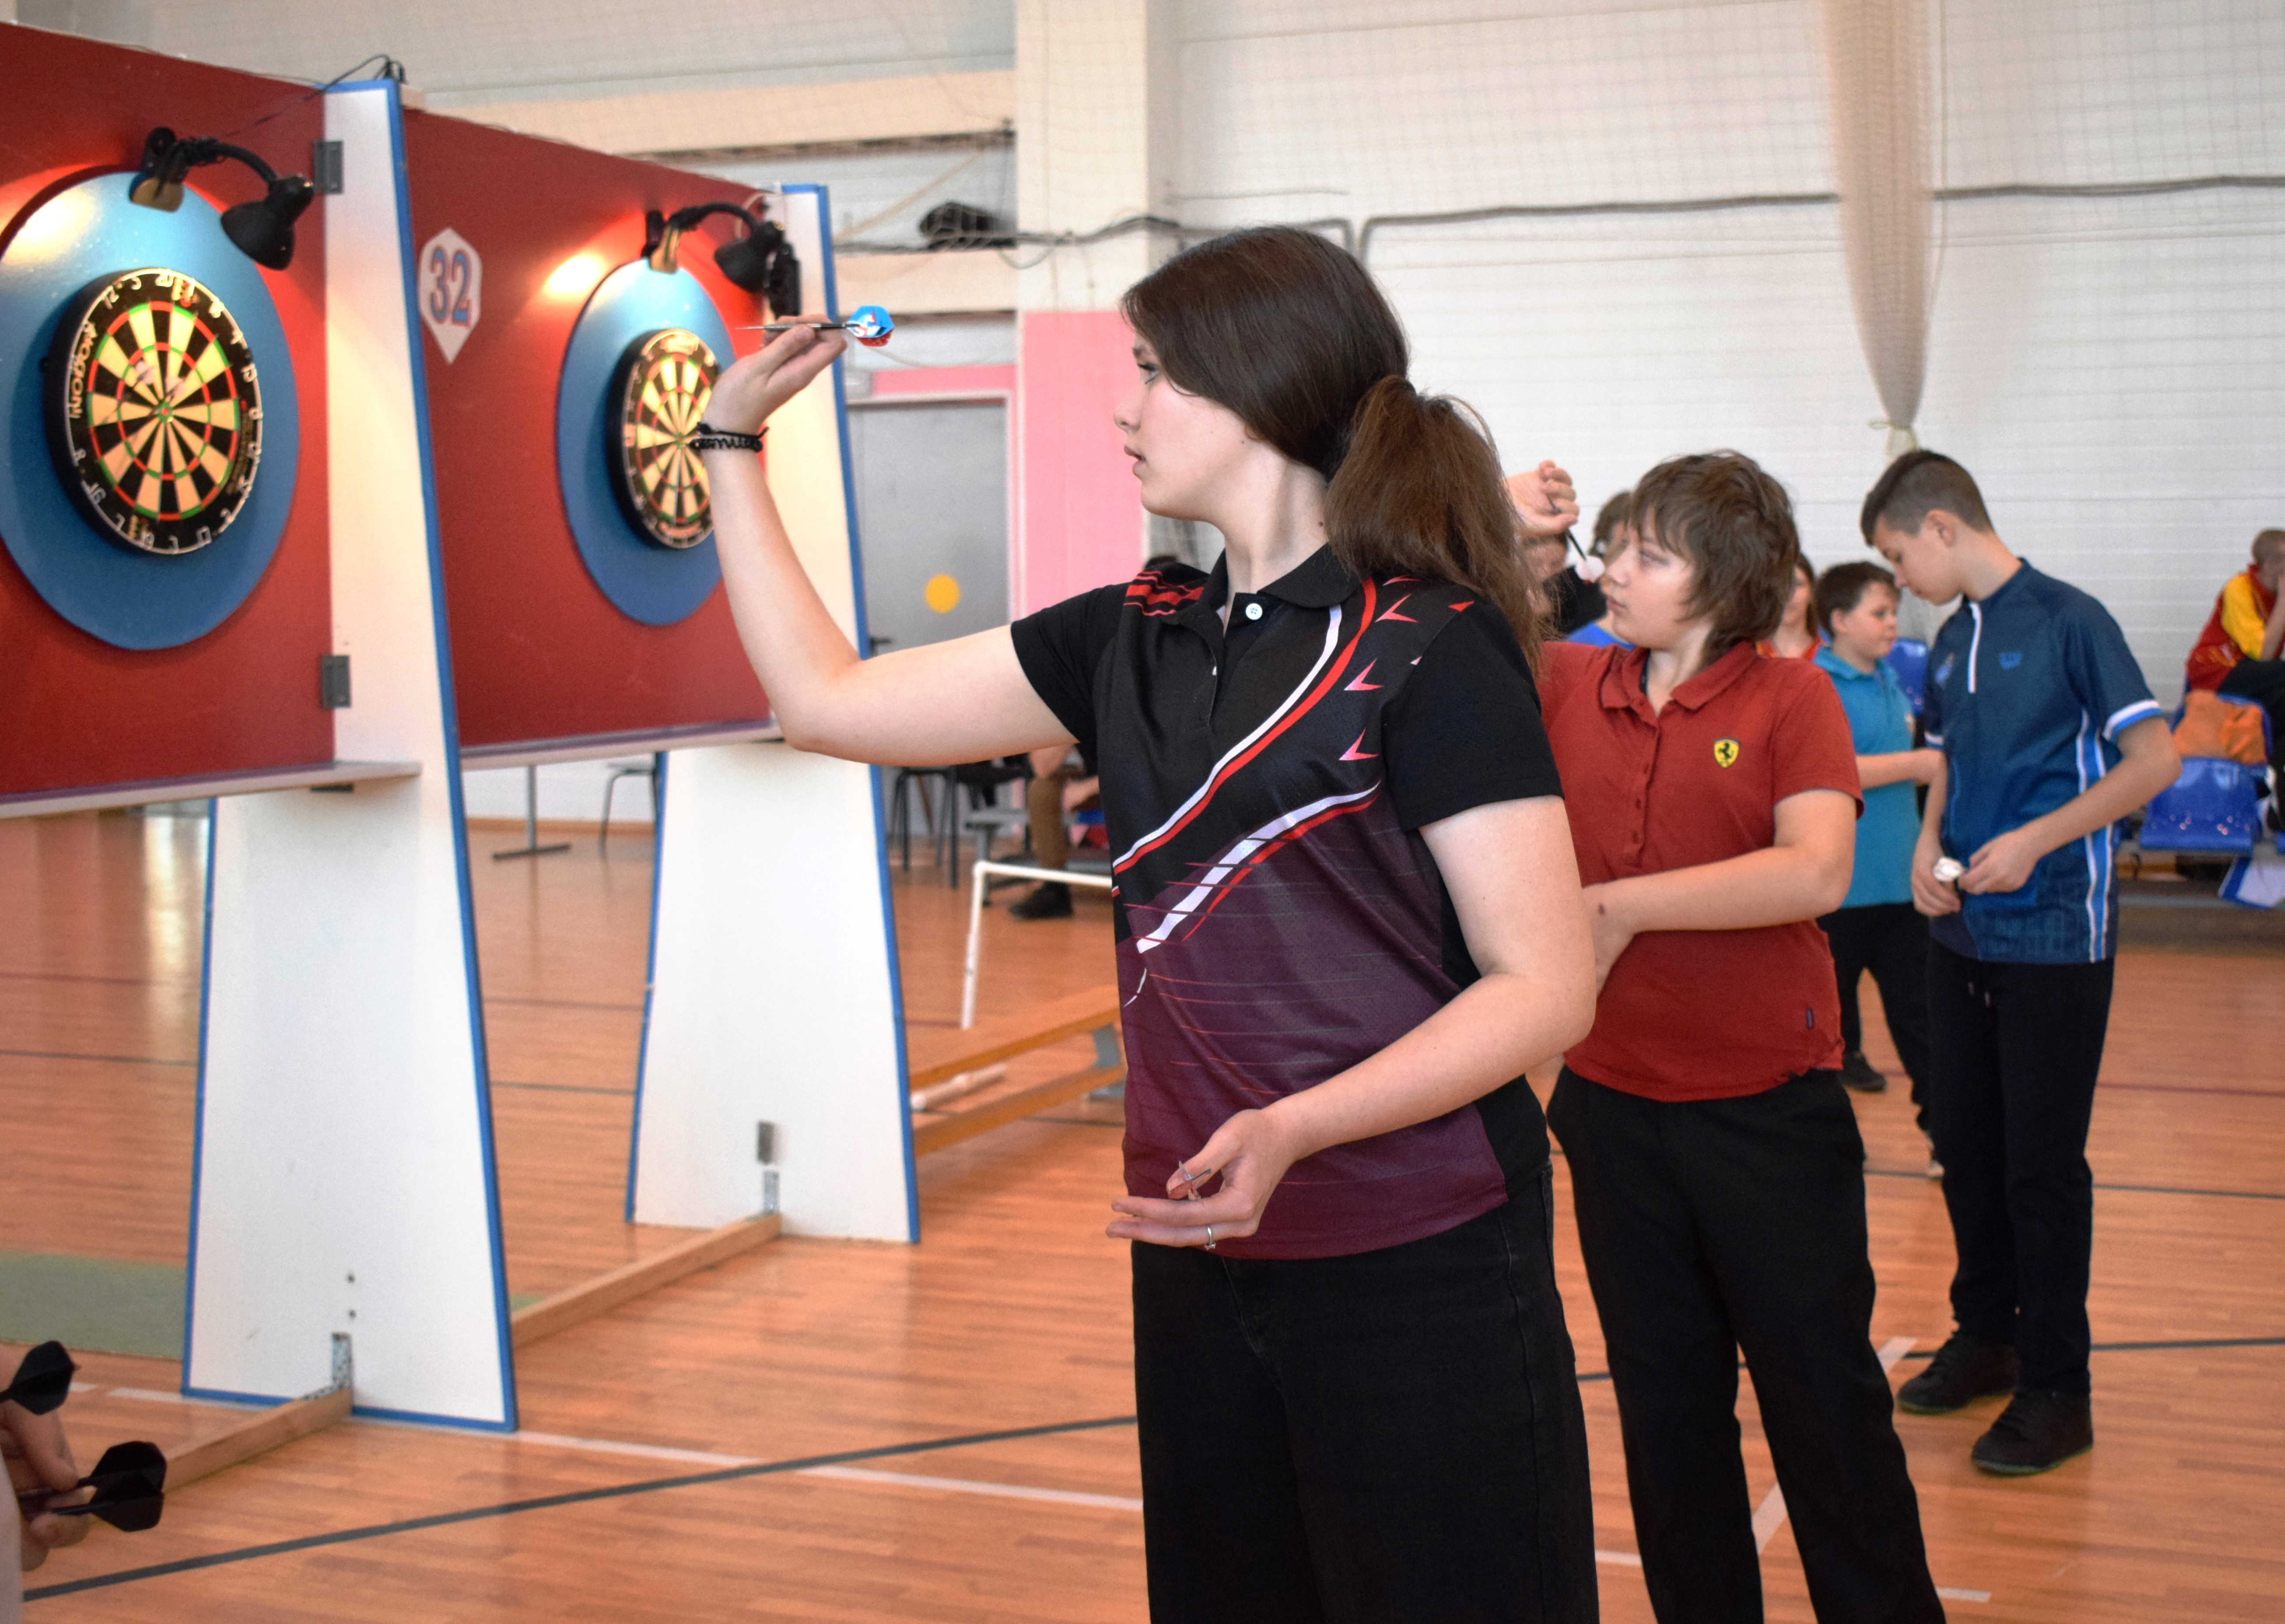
[2173,689,2270,766]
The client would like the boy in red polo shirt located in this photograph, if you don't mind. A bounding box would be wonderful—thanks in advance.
[1540,452,1941,1622]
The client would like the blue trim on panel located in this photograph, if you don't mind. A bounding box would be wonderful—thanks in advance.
[179,802,220,1391]
[182,1383,295,1407]
[174,1387,516,1434]
[348,1401,517,1433]
[625,749,669,1221]
[793,182,920,1243]
[365,80,519,1431]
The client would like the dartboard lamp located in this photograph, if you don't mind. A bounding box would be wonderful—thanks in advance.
[127,127,316,271]
[642,201,801,319]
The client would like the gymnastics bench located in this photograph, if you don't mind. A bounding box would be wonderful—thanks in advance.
[906,983,1125,1155]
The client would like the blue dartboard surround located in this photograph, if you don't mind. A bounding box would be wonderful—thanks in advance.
[0,173,301,650]
[556,262,735,626]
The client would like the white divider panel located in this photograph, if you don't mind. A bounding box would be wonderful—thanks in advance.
[186,82,514,1427]
[630,184,915,1240]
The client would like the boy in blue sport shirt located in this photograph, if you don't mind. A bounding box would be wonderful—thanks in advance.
[1862,451,2179,1477]
[1810,564,1942,1139]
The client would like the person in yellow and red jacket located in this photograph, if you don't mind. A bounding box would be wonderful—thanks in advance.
[2185,529,2285,766]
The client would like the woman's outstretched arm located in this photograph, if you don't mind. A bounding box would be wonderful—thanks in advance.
[701,326,1074,766]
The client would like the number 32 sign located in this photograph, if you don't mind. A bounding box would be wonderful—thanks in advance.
[419,228,481,363]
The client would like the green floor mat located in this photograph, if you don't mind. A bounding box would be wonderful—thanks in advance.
[0,1252,186,1360]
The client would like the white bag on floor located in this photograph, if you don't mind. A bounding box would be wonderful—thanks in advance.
[2220,841,2285,908]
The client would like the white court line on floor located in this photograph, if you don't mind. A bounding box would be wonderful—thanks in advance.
[96,1392,1989,1602]
[804,1464,1144,1512]
[796,1464,1651,1571]
[1751,1336,1915,1555]
[509,1430,762,1469]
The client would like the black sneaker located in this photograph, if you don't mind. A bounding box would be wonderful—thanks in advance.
[1971,1389,2093,1475]
[1896,1331,2018,1414]
[1840,1051,1888,1093]
[1007,881,1072,921]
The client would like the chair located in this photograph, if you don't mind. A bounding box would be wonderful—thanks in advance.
[2136,756,2265,854]
[964,805,1033,873]
[888,766,958,872]
[599,757,657,848]
[943,757,1032,887]
[1884,638,1929,714]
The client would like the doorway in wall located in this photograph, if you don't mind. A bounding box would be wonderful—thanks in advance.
[849,399,1009,654]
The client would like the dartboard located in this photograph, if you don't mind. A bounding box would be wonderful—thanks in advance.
[607,328,720,549]
[44,268,262,556]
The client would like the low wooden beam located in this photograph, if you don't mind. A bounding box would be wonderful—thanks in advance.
[510,1213,782,1348]
[167,1384,353,1492]
[912,1062,1124,1156]
[907,984,1122,1091]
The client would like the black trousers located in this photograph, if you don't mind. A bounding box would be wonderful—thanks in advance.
[1548,1070,1940,1624]
[2219,657,2285,765]
[1923,942,2115,1393]
[1132,1185,1598,1624]
[1818,903,1933,1127]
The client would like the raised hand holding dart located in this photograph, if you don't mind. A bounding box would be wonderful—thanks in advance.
[746,303,894,346]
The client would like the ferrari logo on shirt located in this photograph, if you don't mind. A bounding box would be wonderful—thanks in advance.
[1713,738,1741,768]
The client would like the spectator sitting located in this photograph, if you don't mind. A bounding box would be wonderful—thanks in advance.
[2184,528,2285,765]
[1007,742,1101,919]
[1757,555,1820,660]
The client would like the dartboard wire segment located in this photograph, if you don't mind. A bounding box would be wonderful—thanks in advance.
[609,329,721,549]
[46,267,263,556]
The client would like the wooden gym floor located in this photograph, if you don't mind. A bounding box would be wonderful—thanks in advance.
[2,808,2281,1621]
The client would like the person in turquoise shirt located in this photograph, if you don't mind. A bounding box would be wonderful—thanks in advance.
[1811,563,1942,1134]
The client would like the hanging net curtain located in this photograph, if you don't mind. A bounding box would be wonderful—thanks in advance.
[1821,0,1934,459]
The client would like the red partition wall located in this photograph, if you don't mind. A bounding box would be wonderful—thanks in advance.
[0,26,331,798]
[402,112,772,751]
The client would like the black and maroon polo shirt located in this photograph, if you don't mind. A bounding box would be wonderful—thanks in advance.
[1012,546,1563,1259]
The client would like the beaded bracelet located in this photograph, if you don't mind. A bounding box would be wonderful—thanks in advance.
[689,422,765,453]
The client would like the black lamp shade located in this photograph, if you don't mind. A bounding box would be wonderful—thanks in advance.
[221,174,314,271]
[712,231,772,293]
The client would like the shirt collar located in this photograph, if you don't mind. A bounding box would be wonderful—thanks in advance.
[1187,546,1360,632]
[1814,645,1874,682]
[1261,545,1360,609]
[1975,558,2036,612]
[1598,639,1761,717]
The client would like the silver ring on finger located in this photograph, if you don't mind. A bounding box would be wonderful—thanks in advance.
[1204,1224,1217,1251]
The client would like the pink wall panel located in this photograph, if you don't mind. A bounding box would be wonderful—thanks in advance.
[866,365,1013,400]
[1016,311,1143,616]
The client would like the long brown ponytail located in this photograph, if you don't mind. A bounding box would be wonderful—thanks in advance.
[1121,227,1544,666]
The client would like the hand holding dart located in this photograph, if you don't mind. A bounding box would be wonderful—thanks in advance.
[746,303,894,346]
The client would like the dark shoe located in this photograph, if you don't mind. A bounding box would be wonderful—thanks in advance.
[1972,1389,2093,1475]
[1897,1331,2018,1414]
[1840,1050,1887,1092]
[1007,881,1072,920]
